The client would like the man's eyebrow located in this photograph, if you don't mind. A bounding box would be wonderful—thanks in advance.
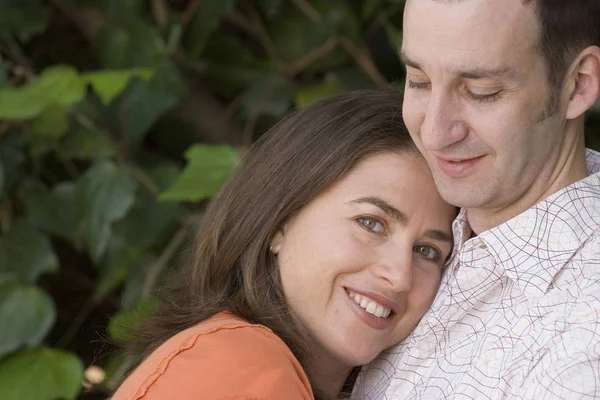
[456,65,519,80]
[399,51,422,70]
[349,197,406,223]
[400,51,519,81]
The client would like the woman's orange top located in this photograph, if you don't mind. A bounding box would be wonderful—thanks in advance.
[112,312,314,400]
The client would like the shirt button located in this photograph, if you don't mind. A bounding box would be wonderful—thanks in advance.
[479,244,487,249]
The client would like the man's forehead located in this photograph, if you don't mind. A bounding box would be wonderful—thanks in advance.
[402,0,540,68]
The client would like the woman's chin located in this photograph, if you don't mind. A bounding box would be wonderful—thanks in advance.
[333,346,386,368]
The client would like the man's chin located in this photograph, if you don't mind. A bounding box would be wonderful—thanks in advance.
[435,180,490,209]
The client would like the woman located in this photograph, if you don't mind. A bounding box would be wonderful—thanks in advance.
[113,90,456,400]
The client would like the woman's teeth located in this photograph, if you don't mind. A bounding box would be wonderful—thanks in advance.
[348,291,391,318]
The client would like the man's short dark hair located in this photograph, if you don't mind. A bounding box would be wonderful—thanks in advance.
[526,0,600,111]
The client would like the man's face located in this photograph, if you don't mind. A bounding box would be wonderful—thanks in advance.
[401,0,569,217]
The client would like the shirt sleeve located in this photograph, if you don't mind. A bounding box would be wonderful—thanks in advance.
[130,324,313,400]
[512,325,600,399]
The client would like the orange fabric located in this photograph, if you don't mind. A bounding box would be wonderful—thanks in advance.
[112,313,313,400]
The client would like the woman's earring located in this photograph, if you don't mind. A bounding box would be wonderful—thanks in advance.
[269,245,273,253]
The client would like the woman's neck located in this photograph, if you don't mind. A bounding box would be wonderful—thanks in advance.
[306,352,353,398]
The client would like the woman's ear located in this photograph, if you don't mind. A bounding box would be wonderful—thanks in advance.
[269,229,285,255]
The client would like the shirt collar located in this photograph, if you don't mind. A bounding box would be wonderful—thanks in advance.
[452,149,600,301]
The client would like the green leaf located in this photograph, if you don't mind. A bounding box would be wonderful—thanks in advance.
[380,15,403,49]
[0,66,85,120]
[336,67,377,91]
[185,0,237,59]
[0,221,58,283]
[93,19,166,69]
[160,144,240,201]
[30,105,70,140]
[114,195,178,248]
[0,156,4,199]
[295,74,343,107]
[204,36,272,97]
[108,297,159,342]
[26,106,71,156]
[256,0,283,18]
[240,72,294,119]
[362,0,387,20]
[268,0,360,71]
[58,124,116,161]
[0,0,48,43]
[92,0,146,19]
[76,161,138,262]
[0,347,83,400]
[121,253,158,308]
[18,182,78,242]
[0,133,26,200]
[81,68,154,105]
[148,162,181,191]
[120,60,187,150]
[0,66,10,88]
[593,97,600,113]
[0,283,55,357]
[97,237,143,295]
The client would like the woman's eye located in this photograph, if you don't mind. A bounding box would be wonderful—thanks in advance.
[357,217,385,233]
[414,245,440,261]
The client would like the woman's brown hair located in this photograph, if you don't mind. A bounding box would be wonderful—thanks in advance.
[127,89,419,399]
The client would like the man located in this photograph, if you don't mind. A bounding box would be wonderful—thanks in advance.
[353,0,600,398]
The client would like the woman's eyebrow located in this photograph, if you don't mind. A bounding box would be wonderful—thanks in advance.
[350,196,453,245]
[349,197,406,223]
[425,229,453,245]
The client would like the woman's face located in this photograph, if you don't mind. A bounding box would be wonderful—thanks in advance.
[272,151,456,369]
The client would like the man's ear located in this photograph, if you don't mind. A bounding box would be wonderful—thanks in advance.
[565,45,600,120]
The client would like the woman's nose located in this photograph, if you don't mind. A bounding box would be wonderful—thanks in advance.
[370,245,413,293]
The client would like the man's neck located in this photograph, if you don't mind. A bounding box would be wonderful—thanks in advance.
[467,131,588,235]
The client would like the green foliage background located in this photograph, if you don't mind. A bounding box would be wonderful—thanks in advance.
[0,1,598,399]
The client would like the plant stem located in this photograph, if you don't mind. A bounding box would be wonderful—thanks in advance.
[141,226,190,298]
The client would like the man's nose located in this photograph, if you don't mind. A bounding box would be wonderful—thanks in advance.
[371,244,413,293]
[420,89,468,152]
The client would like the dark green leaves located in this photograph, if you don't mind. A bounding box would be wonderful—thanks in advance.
[119,61,187,150]
[0,221,58,283]
[0,283,55,357]
[94,19,166,68]
[76,161,138,262]
[18,182,79,242]
[269,0,360,71]
[0,347,83,400]
[0,0,48,43]
[185,0,237,59]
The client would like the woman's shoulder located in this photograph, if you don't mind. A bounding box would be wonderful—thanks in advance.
[112,312,313,400]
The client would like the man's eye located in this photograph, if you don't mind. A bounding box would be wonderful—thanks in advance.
[414,245,440,261]
[357,217,385,233]
[407,79,430,90]
[465,89,502,103]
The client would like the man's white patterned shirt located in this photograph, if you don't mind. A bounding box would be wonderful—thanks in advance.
[353,149,600,399]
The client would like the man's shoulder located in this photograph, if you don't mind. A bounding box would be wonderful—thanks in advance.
[586,148,600,174]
